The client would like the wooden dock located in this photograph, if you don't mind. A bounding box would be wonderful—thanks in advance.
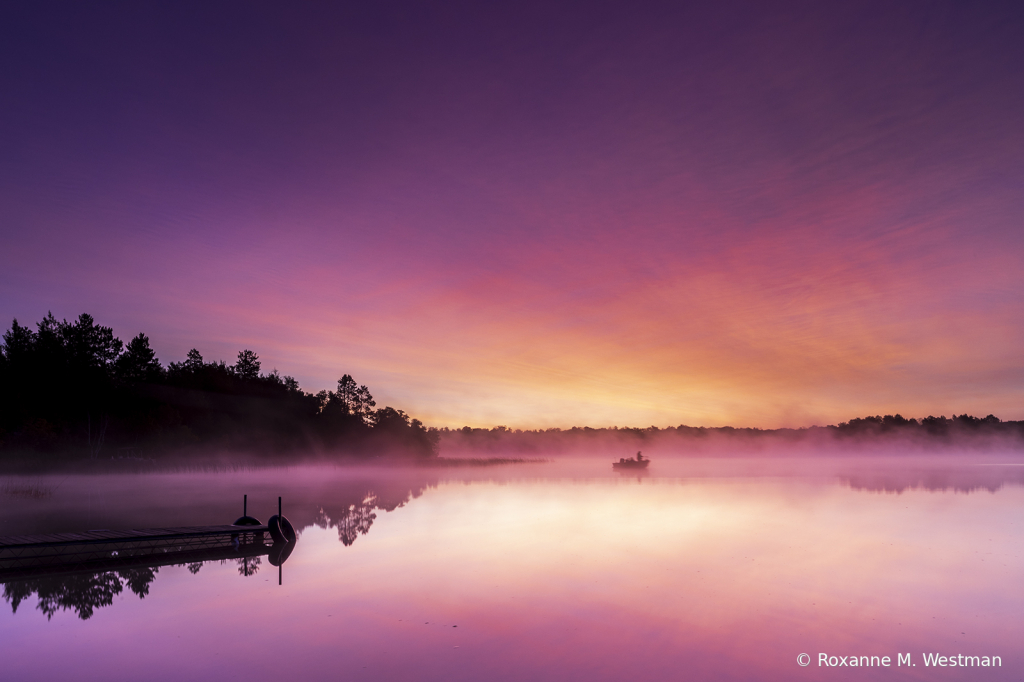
[0,525,272,581]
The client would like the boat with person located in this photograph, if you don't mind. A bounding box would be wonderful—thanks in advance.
[613,451,650,470]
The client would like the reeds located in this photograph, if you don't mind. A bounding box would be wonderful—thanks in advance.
[0,477,56,499]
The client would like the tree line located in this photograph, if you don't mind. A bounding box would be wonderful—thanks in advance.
[436,414,1024,455]
[0,312,437,460]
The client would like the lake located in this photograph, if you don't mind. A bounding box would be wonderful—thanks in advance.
[1,455,1022,680]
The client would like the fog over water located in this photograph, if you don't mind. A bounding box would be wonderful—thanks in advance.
[1,451,1022,680]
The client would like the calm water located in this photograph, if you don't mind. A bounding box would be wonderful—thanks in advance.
[2,456,1023,681]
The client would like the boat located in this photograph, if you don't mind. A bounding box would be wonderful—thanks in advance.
[613,451,650,470]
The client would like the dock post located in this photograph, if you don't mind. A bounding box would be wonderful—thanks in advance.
[278,496,282,517]
[244,494,247,517]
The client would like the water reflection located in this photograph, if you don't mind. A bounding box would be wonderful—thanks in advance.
[1,457,1023,681]
[5,568,158,620]
[0,471,436,622]
[237,556,262,577]
[311,482,431,545]
[0,471,435,622]
[1,536,285,620]
[838,463,1024,494]
[2,552,278,621]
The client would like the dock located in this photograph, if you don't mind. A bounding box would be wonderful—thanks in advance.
[0,525,272,581]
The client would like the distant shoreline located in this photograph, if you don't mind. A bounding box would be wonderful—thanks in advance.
[436,415,1024,456]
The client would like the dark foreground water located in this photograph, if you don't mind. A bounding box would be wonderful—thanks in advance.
[1,455,1023,681]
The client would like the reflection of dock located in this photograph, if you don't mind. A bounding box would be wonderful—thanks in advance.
[0,525,270,581]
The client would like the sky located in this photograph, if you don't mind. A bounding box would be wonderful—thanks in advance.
[1,1,1022,429]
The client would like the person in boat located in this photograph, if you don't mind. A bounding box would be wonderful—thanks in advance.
[636,451,643,462]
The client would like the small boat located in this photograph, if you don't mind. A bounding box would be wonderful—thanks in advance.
[613,451,650,470]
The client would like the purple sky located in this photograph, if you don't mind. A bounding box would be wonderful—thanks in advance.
[2,1,1023,428]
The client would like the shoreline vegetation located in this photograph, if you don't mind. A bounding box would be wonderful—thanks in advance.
[0,313,437,464]
[437,413,1024,456]
[2,312,1022,470]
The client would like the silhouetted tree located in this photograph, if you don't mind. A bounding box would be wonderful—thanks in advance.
[232,349,261,380]
[373,406,411,431]
[183,348,203,372]
[115,334,163,384]
[372,406,438,456]
[264,369,301,393]
[1,319,34,363]
[61,314,122,370]
[336,374,376,422]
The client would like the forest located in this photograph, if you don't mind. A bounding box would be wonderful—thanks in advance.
[0,313,437,461]
[3,312,1022,464]
[436,414,1024,455]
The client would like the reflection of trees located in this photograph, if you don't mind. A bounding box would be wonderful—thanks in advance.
[315,497,377,546]
[2,550,271,621]
[309,481,432,546]
[119,567,157,598]
[3,568,158,620]
[2,476,442,622]
[842,466,1024,494]
[237,556,262,576]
